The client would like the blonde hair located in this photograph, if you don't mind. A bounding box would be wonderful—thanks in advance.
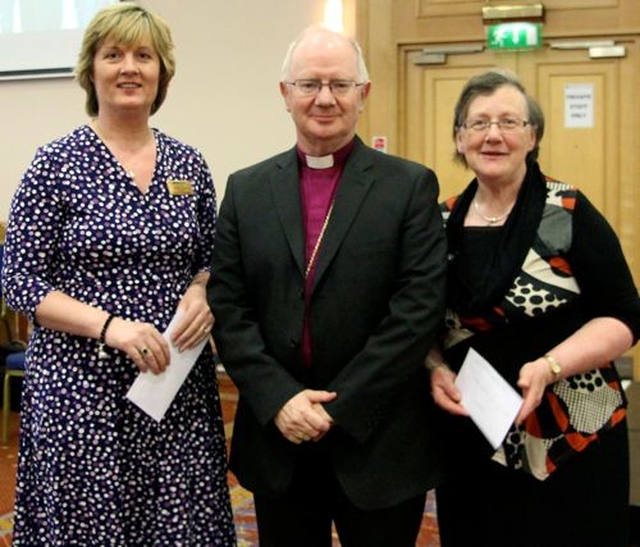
[75,2,176,117]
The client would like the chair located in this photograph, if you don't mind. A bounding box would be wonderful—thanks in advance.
[0,240,27,445]
[2,350,25,445]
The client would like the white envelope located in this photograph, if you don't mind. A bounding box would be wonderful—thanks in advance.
[126,309,208,422]
[455,347,524,450]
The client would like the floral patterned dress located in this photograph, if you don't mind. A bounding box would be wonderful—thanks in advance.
[2,125,236,546]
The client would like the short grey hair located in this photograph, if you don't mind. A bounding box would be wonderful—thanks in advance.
[280,26,369,83]
[452,69,544,166]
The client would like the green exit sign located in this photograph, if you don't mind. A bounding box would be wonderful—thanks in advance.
[487,22,542,50]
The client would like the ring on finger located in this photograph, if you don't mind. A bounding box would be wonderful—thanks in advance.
[139,347,150,357]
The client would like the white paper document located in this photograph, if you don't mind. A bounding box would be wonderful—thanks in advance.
[126,310,208,422]
[455,348,523,450]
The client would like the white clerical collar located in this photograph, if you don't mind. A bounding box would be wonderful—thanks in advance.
[305,154,335,169]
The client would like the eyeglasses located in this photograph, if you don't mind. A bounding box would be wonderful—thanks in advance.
[461,118,531,133]
[285,79,365,96]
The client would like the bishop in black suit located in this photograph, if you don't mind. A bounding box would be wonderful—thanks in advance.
[208,25,448,547]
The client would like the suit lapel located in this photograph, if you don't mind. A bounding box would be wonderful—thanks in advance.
[270,148,305,277]
[312,138,375,291]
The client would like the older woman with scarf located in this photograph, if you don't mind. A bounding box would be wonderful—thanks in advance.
[428,69,640,547]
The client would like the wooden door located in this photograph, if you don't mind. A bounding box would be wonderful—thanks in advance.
[401,47,517,201]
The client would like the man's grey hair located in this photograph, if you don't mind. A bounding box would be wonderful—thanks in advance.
[280,26,370,83]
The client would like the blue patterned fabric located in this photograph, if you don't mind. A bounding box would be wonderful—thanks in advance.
[2,125,236,545]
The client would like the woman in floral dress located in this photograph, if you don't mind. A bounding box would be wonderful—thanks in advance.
[1,3,236,545]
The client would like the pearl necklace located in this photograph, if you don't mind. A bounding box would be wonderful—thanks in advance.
[473,198,512,225]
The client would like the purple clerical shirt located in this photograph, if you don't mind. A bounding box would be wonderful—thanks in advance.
[298,141,354,367]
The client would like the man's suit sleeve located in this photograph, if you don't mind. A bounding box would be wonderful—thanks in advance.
[207,174,304,426]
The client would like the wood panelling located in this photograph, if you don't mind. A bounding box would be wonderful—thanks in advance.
[401,0,640,42]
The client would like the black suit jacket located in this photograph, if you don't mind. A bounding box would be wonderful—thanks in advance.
[208,137,448,510]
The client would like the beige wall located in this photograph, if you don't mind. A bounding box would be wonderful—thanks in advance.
[0,0,326,220]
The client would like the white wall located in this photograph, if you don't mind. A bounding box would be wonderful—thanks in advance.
[0,0,325,220]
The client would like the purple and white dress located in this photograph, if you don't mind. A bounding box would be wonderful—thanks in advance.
[2,125,236,546]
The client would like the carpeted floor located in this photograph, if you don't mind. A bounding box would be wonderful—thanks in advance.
[0,371,440,546]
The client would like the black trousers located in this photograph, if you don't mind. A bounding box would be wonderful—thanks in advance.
[437,420,630,547]
[254,444,426,547]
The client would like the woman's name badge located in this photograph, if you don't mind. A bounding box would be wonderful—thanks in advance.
[167,180,194,195]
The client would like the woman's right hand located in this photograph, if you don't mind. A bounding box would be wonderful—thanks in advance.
[430,365,469,416]
[105,317,170,374]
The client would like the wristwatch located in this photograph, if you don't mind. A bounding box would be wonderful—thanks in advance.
[543,354,562,380]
